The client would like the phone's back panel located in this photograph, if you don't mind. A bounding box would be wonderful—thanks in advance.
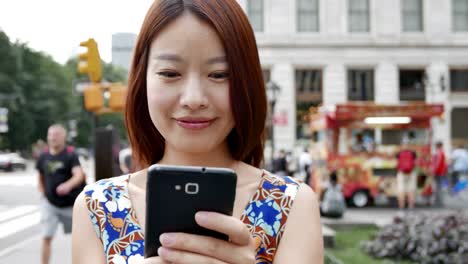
[144,165,237,258]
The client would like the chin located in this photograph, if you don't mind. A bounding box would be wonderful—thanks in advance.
[178,142,219,154]
[168,136,225,155]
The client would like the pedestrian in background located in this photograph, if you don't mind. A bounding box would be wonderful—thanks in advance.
[320,171,345,218]
[272,149,288,176]
[450,144,468,192]
[299,147,312,184]
[431,141,448,207]
[36,124,86,264]
[396,140,417,210]
[118,146,133,174]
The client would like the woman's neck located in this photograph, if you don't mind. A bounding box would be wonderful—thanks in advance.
[159,144,237,169]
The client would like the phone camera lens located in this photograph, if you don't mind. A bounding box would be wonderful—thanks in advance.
[185,183,199,194]
[201,167,206,173]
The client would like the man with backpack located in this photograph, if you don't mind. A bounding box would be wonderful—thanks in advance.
[396,142,417,210]
[320,171,346,218]
[36,124,86,264]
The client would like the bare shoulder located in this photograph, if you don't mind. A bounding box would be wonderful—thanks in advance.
[295,183,320,206]
[273,183,324,264]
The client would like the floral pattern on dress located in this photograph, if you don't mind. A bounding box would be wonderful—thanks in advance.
[240,172,300,264]
[84,172,300,264]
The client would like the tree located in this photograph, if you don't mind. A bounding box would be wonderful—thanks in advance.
[0,30,128,154]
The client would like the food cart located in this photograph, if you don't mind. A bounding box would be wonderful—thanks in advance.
[309,102,444,207]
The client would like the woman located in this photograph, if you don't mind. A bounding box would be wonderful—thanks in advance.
[72,1,323,263]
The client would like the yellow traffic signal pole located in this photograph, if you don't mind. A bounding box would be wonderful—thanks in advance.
[77,38,127,181]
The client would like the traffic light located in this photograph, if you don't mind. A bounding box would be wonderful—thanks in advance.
[108,83,126,111]
[78,38,102,82]
[83,84,104,111]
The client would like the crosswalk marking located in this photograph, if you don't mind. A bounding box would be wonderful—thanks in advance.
[0,211,40,239]
[0,205,38,223]
[0,175,37,186]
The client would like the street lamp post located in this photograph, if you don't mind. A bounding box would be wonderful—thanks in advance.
[266,81,280,169]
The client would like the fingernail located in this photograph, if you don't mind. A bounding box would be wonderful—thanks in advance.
[195,211,209,224]
[158,247,170,257]
[160,233,175,246]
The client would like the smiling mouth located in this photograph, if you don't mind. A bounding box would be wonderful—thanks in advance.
[175,118,216,130]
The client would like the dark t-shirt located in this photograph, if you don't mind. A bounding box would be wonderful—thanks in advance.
[36,148,84,207]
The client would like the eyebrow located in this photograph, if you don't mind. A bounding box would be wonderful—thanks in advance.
[153,53,227,65]
[206,56,227,65]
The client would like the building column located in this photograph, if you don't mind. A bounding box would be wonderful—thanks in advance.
[375,62,398,104]
[271,63,296,152]
[323,64,346,105]
[427,62,450,152]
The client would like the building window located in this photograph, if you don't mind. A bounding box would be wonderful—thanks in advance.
[349,0,370,32]
[451,69,468,92]
[295,69,322,97]
[347,69,374,101]
[452,108,468,146]
[297,0,319,32]
[399,69,426,101]
[453,0,468,32]
[402,0,423,32]
[295,69,322,140]
[247,0,264,32]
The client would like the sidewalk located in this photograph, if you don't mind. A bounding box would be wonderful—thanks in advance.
[0,230,71,264]
[321,207,460,229]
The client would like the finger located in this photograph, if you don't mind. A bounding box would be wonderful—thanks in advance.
[158,247,228,264]
[160,232,247,263]
[195,212,251,245]
[142,258,172,264]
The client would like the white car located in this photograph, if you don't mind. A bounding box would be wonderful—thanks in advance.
[0,153,27,171]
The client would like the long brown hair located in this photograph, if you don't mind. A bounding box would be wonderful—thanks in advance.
[125,0,267,169]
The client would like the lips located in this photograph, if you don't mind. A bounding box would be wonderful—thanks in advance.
[175,117,216,130]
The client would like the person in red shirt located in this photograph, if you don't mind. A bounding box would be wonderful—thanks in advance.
[396,145,417,210]
[431,141,448,207]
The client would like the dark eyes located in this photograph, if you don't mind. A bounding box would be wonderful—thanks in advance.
[208,72,229,79]
[157,71,181,78]
[156,71,229,80]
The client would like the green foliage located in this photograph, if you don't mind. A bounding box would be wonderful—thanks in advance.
[0,31,129,153]
[328,226,415,264]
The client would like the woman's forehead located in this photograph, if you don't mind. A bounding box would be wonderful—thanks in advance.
[148,12,225,57]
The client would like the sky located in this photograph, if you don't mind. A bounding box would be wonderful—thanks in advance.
[0,0,154,64]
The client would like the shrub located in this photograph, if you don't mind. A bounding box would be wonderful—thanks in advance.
[361,212,468,263]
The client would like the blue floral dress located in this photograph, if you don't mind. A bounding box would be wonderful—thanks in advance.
[84,170,300,264]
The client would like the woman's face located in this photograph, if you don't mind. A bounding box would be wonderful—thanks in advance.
[146,12,234,155]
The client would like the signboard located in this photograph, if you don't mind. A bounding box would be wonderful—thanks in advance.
[334,103,444,120]
[0,107,8,133]
[273,111,288,126]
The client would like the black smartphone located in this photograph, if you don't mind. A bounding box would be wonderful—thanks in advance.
[144,164,237,258]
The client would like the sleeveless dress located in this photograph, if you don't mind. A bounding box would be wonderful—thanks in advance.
[84,170,301,264]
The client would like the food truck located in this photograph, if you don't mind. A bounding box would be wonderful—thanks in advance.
[309,103,444,207]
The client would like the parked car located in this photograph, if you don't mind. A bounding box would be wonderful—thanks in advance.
[0,153,27,171]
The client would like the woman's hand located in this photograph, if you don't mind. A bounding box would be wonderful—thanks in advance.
[156,211,256,264]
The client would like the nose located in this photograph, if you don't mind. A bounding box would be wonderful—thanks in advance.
[179,75,208,110]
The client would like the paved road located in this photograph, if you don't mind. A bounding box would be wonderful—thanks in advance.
[0,159,94,264]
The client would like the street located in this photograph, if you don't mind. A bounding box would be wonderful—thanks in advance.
[0,159,93,264]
